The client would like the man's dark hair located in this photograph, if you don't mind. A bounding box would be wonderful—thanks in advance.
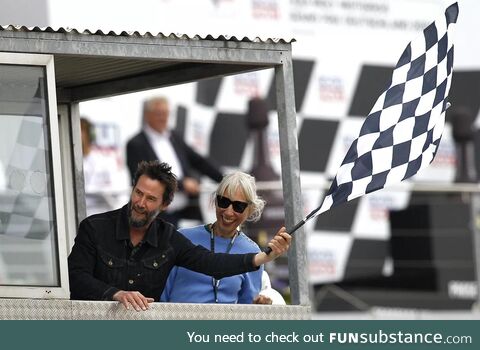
[133,161,177,206]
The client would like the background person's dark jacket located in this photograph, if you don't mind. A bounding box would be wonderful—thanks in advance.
[126,131,223,187]
[68,205,257,301]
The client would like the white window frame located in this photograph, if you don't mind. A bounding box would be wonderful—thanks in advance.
[0,52,69,299]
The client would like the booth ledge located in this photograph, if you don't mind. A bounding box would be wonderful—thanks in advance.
[0,298,311,320]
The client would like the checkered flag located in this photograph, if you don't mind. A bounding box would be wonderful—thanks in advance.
[278,3,459,238]
[313,2,459,218]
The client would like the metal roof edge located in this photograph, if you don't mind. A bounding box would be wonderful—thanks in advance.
[0,24,295,44]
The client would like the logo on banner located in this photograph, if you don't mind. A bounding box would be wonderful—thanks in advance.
[368,195,393,221]
[252,0,279,19]
[319,75,345,102]
[234,73,260,97]
[430,140,455,167]
[309,249,336,277]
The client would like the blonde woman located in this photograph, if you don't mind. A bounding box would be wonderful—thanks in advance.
[161,171,268,303]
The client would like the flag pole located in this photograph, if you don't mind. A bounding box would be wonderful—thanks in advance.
[264,206,321,254]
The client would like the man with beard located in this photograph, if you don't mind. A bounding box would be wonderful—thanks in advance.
[68,160,291,311]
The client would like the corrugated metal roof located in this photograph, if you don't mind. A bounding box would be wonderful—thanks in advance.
[0,24,295,44]
[0,23,292,101]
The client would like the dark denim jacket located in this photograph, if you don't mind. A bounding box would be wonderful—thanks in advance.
[68,205,257,301]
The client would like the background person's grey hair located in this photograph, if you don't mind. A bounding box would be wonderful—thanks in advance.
[213,172,266,222]
[141,96,169,125]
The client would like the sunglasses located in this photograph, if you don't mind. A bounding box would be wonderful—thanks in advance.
[216,195,249,214]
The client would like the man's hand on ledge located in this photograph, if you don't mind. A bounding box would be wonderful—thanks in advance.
[253,295,273,305]
[112,290,154,311]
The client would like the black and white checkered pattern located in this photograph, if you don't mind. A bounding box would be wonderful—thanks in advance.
[316,2,459,217]
[0,117,53,239]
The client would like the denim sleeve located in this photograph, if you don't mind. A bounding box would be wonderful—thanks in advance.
[68,219,119,301]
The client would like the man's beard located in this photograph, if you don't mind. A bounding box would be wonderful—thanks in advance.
[127,201,160,228]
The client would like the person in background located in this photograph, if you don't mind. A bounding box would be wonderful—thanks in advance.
[126,97,223,227]
[161,171,284,304]
[68,161,291,311]
[253,271,286,305]
[80,117,127,216]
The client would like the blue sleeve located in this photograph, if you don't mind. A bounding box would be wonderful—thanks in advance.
[237,264,263,304]
[160,265,179,302]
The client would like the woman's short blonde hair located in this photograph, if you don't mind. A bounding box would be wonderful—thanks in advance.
[213,172,266,222]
